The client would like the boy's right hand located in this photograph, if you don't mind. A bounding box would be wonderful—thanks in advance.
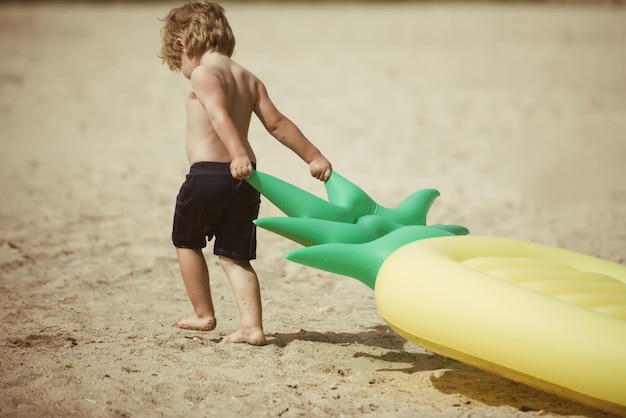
[309,156,332,182]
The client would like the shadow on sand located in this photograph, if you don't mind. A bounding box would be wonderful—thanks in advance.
[266,324,617,418]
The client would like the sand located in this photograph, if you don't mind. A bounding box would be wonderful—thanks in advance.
[1,2,625,417]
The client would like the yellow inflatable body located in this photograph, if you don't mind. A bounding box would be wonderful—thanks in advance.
[377,235,626,416]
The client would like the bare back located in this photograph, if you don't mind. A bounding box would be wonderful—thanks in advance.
[180,50,331,182]
[184,54,258,165]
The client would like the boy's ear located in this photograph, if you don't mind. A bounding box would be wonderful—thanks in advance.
[176,37,185,50]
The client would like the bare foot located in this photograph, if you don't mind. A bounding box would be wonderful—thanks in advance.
[220,329,266,346]
[175,313,216,331]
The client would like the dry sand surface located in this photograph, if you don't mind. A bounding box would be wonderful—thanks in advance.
[1,2,625,417]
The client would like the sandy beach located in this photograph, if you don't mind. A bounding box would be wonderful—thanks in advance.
[1,2,625,417]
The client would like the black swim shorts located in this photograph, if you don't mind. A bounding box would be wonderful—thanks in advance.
[172,161,260,260]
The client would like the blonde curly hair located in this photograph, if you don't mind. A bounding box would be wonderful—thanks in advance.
[160,1,235,71]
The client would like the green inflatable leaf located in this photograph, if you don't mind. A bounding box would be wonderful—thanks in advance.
[325,171,441,225]
[255,214,468,247]
[247,171,444,226]
[286,226,455,289]
[246,171,353,222]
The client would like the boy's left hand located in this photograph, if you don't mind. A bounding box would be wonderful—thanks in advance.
[230,156,254,179]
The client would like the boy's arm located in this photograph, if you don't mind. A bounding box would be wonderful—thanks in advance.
[254,81,332,181]
[190,67,253,179]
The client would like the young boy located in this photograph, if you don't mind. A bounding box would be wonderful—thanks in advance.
[160,1,332,345]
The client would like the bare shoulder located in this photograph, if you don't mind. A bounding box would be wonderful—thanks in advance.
[230,60,262,89]
[190,64,223,93]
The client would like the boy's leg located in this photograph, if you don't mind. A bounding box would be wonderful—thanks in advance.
[175,247,217,331]
[218,256,266,345]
